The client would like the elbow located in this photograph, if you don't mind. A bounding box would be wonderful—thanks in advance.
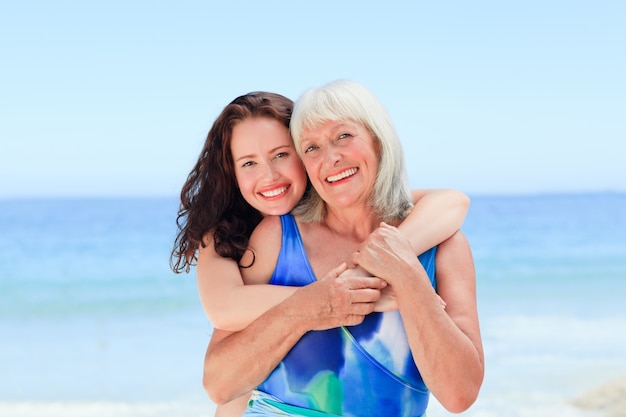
[202,351,239,405]
[205,303,245,332]
[207,311,232,332]
[440,388,480,414]
[459,191,470,211]
[203,370,236,405]
[438,189,470,233]
[453,190,471,217]
[452,191,471,233]
[439,369,484,413]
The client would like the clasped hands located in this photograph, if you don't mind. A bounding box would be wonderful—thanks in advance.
[299,223,445,331]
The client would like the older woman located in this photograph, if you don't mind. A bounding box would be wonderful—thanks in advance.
[204,80,484,416]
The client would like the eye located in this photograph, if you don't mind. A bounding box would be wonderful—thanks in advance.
[241,160,255,168]
[338,133,352,140]
[304,144,319,154]
[274,152,289,159]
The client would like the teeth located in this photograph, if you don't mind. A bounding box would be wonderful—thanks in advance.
[327,168,357,183]
[261,186,288,197]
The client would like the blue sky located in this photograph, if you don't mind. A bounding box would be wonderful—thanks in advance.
[1,1,624,198]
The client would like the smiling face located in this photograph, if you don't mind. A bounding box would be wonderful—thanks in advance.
[231,117,308,216]
[299,119,379,211]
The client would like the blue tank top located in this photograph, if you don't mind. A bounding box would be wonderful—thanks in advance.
[256,215,437,417]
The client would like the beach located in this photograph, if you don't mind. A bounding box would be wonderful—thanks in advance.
[572,376,626,417]
[1,194,625,416]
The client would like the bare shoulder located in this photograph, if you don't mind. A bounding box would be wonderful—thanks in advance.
[242,215,283,285]
[435,230,475,300]
[438,229,470,253]
[250,215,282,242]
[435,230,475,286]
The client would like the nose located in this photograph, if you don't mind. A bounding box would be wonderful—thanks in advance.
[263,162,280,180]
[322,143,341,167]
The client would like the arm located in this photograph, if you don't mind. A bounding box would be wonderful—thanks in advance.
[199,189,467,330]
[196,230,297,331]
[203,216,387,404]
[203,186,469,404]
[352,225,484,413]
[204,267,386,404]
[402,189,469,254]
[344,189,468,311]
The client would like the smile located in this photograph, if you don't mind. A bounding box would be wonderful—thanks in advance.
[260,185,289,198]
[326,168,358,183]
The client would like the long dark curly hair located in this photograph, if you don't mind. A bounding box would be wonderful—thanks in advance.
[170,92,294,273]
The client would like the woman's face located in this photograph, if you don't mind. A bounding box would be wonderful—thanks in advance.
[231,117,308,216]
[298,119,379,210]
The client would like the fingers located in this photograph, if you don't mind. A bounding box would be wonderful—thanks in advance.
[437,294,447,309]
[340,276,386,290]
[348,287,382,304]
[342,314,367,327]
[307,272,390,330]
[338,265,372,278]
[328,262,349,278]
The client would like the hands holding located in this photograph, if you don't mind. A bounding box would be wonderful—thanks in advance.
[292,263,387,330]
[290,222,447,334]
[339,265,399,312]
[349,223,446,310]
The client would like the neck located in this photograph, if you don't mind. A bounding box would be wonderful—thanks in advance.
[324,206,379,241]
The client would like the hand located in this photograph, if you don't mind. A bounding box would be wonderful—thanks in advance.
[351,222,422,287]
[293,263,387,330]
[339,262,445,311]
[337,265,371,278]
[340,265,397,312]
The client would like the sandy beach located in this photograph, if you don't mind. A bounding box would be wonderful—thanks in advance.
[572,376,626,417]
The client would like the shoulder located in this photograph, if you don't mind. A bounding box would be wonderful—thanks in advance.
[438,230,470,253]
[435,230,474,276]
[252,215,283,238]
[248,215,283,253]
[242,215,284,284]
[197,229,238,277]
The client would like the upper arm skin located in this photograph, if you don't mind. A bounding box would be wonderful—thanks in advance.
[240,215,284,285]
[196,229,295,331]
[399,189,470,254]
[435,231,483,359]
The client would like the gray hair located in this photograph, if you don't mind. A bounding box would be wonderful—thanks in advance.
[290,80,412,223]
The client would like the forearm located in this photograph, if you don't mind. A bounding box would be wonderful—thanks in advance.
[196,235,299,331]
[204,271,387,404]
[206,284,298,331]
[203,296,310,404]
[395,277,483,413]
[400,189,469,253]
[352,227,483,412]
[395,232,483,412]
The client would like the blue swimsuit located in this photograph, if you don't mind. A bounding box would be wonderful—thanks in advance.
[246,215,437,417]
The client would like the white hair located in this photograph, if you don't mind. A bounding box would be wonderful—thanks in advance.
[290,80,412,223]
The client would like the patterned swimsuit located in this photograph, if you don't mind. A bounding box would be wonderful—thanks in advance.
[244,214,437,417]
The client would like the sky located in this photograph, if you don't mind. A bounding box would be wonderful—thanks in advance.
[1,0,624,198]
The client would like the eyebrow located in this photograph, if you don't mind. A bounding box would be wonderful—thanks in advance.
[302,121,354,141]
[234,145,291,162]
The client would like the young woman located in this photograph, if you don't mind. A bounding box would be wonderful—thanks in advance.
[171,91,470,416]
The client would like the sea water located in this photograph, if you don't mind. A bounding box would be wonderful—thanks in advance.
[1,194,625,417]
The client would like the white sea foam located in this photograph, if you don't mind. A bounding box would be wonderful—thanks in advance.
[0,401,215,417]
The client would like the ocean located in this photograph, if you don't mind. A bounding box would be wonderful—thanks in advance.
[1,193,625,417]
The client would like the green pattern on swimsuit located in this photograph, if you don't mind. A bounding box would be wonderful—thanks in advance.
[306,371,343,414]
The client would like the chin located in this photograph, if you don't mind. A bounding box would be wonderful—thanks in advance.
[264,206,290,216]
